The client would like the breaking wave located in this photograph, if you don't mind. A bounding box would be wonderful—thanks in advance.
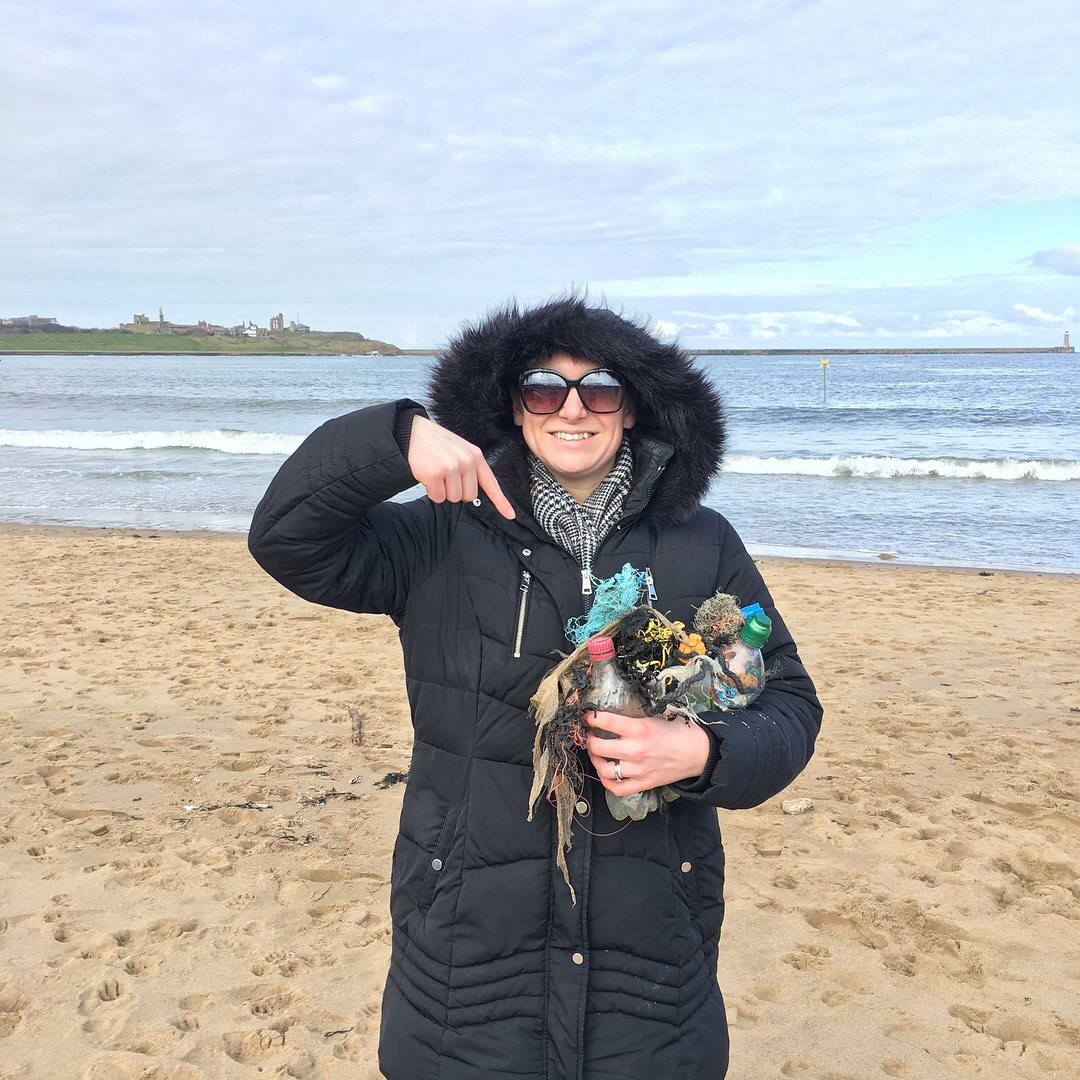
[0,428,303,455]
[724,455,1080,482]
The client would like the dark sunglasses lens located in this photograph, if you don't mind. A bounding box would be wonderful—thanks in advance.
[521,376,567,414]
[578,373,624,413]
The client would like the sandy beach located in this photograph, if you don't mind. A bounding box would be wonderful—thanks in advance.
[1,525,1078,1079]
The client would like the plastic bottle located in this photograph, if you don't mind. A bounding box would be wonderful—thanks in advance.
[586,635,658,822]
[714,606,772,709]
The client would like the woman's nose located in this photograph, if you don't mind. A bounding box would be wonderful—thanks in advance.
[559,388,589,419]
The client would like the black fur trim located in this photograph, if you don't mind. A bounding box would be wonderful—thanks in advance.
[429,295,726,524]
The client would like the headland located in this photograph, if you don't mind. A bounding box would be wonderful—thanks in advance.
[0,310,400,355]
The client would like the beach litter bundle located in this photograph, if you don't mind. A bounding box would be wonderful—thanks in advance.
[526,564,773,896]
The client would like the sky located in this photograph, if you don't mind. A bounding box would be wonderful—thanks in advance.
[3,0,1079,349]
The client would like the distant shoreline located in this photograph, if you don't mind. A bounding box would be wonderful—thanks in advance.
[690,346,1075,355]
[0,350,404,357]
[0,329,401,357]
[3,346,1074,357]
[1,343,1073,357]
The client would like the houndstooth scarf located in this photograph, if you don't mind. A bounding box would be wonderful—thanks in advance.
[528,438,634,572]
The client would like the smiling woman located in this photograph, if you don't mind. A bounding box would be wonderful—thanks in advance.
[247,295,822,1080]
[512,353,634,501]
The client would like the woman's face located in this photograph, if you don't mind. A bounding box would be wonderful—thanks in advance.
[512,352,634,502]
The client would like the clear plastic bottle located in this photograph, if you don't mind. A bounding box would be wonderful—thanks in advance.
[586,635,657,822]
[714,606,772,709]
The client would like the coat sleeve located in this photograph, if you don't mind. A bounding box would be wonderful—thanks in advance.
[247,399,455,622]
[673,515,822,809]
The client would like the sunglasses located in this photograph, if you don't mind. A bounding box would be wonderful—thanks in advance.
[518,368,626,415]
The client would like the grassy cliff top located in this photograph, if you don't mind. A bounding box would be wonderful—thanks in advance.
[0,330,401,355]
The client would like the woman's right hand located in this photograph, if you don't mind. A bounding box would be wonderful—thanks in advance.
[407,415,516,520]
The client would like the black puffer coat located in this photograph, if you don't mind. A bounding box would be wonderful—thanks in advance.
[248,299,822,1080]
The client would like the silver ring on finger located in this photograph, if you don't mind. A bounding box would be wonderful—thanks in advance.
[613,760,623,783]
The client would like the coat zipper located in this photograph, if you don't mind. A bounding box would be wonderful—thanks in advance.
[512,570,532,658]
[579,567,593,597]
[644,566,658,602]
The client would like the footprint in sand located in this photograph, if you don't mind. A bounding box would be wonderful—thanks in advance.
[782,943,831,971]
[116,1026,186,1055]
[282,1052,319,1078]
[222,1026,287,1062]
[750,983,787,1004]
[122,954,159,977]
[724,1000,760,1026]
[0,982,29,1038]
[777,1058,816,1076]
[819,987,851,1007]
[80,1053,203,1079]
[173,1012,200,1031]
[77,978,131,1041]
[949,1002,1080,1048]
[243,982,299,1018]
[803,907,889,951]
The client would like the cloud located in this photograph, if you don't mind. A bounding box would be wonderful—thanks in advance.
[664,309,862,341]
[912,313,1016,338]
[1029,243,1080,276]
[3,0,1080,343]
[311,73,350,92]
[1013,302,1076,323]
[330,94,393,115]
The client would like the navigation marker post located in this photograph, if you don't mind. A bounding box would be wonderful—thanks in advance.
[820,357,829,404]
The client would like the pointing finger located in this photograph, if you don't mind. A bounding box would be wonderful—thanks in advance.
[476,457,516,520]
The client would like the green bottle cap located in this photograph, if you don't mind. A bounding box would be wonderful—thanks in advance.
[739,612,772,648]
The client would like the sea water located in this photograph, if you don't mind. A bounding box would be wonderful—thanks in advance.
[0,351,1076,573]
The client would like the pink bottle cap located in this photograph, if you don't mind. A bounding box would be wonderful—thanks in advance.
[587,636,616,661]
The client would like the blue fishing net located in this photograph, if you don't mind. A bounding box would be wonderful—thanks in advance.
[564,563,647,646]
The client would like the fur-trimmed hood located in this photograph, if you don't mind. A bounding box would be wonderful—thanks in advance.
[429,296,726,524]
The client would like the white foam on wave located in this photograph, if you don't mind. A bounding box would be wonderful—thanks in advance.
[724,454,1080,482]
[0,428,303,455]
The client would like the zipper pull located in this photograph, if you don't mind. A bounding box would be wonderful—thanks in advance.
[580,568,593,596]
[519,569,532,592]
[644,566,658,602]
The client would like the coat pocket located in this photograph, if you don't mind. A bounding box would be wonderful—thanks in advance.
[415,804,462,914]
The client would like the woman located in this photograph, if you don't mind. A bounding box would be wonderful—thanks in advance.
[248,296,821,1080]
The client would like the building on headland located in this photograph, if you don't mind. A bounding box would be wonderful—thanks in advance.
[1,314,59,329]
[118,309,314,337]
[1064,331,1071,351]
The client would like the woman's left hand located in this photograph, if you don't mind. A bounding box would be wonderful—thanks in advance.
[584,710,712,793]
